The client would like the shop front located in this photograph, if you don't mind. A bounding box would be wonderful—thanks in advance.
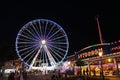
[80,55,120,77]
[66,40,120,77]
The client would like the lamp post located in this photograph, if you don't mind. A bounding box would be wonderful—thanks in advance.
[99,52,105,80]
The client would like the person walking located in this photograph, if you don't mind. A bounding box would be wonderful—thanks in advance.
[8,72,15,80]
[22,70,27,80]
[83,70,85,75]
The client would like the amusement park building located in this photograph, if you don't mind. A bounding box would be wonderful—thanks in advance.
[66,40,120,76]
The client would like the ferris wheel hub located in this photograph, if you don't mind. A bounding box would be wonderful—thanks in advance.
[41,40,46,45]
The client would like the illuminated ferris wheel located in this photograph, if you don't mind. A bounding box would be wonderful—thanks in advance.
[15,19,69,70]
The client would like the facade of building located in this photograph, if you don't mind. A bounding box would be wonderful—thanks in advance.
[66,40,120,76]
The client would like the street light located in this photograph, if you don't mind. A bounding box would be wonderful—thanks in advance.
[98,52,105,80]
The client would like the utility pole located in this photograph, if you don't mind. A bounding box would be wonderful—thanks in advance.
[96,15,103,44]
[96,16,105,80]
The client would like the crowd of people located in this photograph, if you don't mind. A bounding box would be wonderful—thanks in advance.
[8,70,27,80]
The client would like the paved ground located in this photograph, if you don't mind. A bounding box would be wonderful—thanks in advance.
[105,76,120,80]
[1,74,120,80]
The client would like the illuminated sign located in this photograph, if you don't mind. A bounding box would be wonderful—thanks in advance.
[4,69,16,73]
[77,43,110,59]
[111,46,120,51]
[110,40,120,52]
[67,40,120,61]
[78,48,103,59]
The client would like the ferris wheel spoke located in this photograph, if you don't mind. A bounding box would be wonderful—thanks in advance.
[54,44,67,50]
[26,47,39,64]
[18,37,32,42]
[20,47,35,56]
[48,45,65,57]
[39,54,42,67]
[38,21,44,38]
[48,42,67,50]
[48,43,66,52]
[18,44,39,52]
[19,43,38,52]
[26,54,35,64]
[49,35,66,41]
[25,27,40,40]
[43,21,48,38]
[18,41,38,44]
[18,45,30,49]
[22,46,39,60]
[46,24,55,38]
[19,44,39,52]
[46,24,55,39]
[48,44,67,56]
[54,48,65,57]
[19,34,38,42]
[39,49,43,63]
[42,50,45,66]
[18,34,32,40]
[41,51,44,66]
[43,51,47,67]
[21,29,36,40]
[48,41,68,45]
[47,46,62,62]
[48,28,61,40]
[45,51,48,66]
[30,22,41,39]
[43,50,47,66]
[33,21,41,39]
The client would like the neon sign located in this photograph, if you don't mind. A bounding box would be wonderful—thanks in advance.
[78,48,103,59]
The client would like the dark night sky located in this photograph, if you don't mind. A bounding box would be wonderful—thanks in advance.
[0,1,120,62]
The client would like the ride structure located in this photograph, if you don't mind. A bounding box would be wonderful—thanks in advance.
[15,19,69,71]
